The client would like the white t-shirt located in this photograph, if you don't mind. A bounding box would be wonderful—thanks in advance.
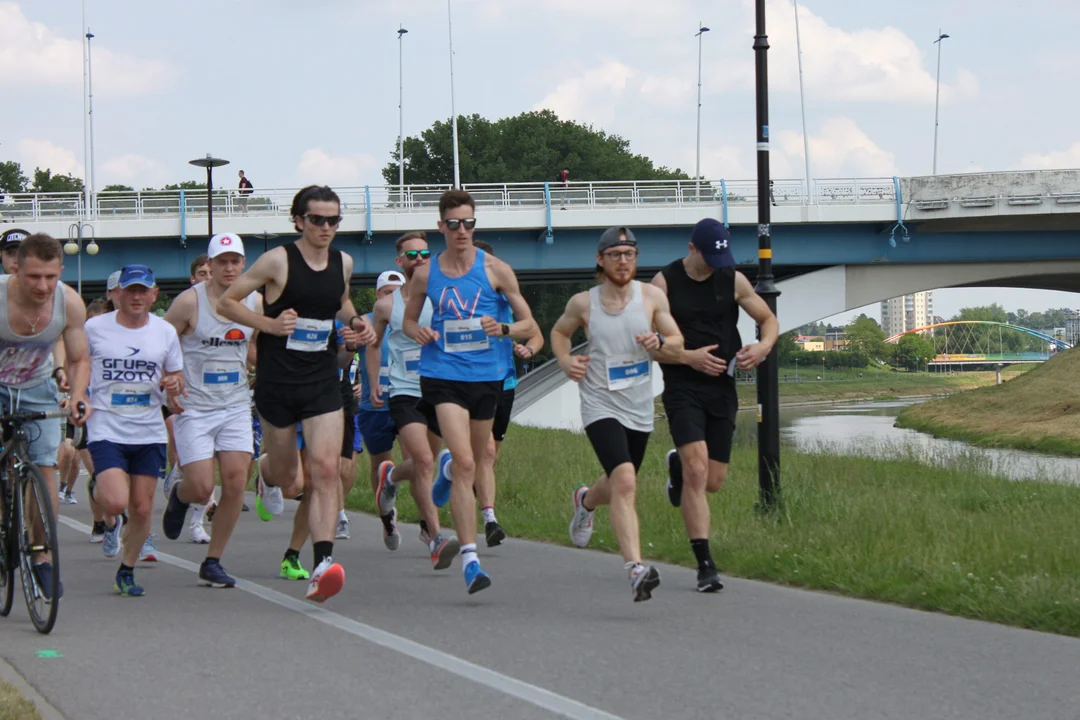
[86,311,183,445]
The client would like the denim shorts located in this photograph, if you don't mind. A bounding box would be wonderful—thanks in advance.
[0,379,62,466]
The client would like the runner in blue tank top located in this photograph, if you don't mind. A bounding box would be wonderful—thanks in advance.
[403,190,539,594]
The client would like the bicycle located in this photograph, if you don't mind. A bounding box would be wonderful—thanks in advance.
[0,405,81,634]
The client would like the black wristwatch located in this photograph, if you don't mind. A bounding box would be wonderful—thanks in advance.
[501,323,511,337]
[655,332,666,347]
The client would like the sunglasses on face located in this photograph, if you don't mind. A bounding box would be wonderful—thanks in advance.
[305,213,342,227]
[442,218,476,231]
[400,249,432,260]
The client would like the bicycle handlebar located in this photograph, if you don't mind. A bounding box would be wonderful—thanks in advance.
[0,401,87,425]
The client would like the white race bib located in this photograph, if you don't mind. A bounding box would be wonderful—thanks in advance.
[202,362,243,392]
[606,353,651,391]
[286,318,333,352]
[403,349,421,380]
[443,318,489,353]
[109,382,154,414]
[377,365,390,394]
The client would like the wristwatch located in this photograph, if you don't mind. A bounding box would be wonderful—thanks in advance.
[655,332,666,347]
[501,323,511,337]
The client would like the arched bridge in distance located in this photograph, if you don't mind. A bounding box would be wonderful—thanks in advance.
[885,320,1073,365]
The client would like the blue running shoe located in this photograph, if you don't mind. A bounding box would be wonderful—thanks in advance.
[162,483,190,541]
[33,562,62,602]
[198,559,236,588]
[464,560,491,595]
[103,515,123,559]
[114,569,145,597]
[432,449,453,508]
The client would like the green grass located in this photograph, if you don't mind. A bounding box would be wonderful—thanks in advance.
[345,418,1080,637]
[0,680,41,720]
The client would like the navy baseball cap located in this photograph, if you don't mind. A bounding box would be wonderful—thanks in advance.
[690,219,735,269]
[118,264,156,289]
[0,228,30,252]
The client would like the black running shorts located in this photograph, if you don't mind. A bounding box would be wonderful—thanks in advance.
[492,387,515,442]
[662,383,737,463]
[255,376,343,430]
[419,377,502,422]
[389,394,441,437]
[584,418,650,476]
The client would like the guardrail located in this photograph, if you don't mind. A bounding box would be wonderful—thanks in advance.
[0,177,898,223]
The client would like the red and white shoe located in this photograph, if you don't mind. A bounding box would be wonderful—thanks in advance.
[305,558,345,603]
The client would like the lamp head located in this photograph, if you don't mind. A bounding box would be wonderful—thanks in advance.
[63,240,78,255]
[86,241,100,256]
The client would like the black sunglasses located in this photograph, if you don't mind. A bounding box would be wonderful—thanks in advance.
[400,249,432,260]
[443,218,476,231]
[305,213,342,227]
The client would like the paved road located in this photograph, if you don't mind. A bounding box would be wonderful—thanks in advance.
[1,481,1078,720]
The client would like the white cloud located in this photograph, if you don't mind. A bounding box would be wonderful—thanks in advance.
[777,116,896,177]
[100,154,168,189]
[296,149,380,187]
[15,139,84,178]
[0,2,172,94]
[532,60,636,126]
[640,73,694,106]
[1020,143,1080,170]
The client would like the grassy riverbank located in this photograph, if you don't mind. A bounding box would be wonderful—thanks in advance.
[897,351,1080,456]
[344,418,1080,637]
[0,680,41,720]
[737,365,1030,407]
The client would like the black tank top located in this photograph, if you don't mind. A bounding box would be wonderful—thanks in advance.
[659,259,742,389]
[257,243,345,386]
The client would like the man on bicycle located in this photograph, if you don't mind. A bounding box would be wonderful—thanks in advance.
[0,233,91,600]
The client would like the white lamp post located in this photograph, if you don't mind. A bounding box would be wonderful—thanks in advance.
[933,31,950,175]
[694,22,710,200]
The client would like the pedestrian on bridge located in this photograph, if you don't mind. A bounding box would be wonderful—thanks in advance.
[237,171,254,214]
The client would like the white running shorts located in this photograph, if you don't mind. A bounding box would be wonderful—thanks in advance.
[174,403,254,465]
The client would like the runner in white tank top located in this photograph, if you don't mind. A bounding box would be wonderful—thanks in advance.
[161,233,260,588]
[551,227,684,602]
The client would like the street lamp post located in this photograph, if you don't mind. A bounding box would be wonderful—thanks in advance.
[87,28,96,198]
[932,30,950,175]
[188,154,230,238]
[447,0,461,189]
[793,0,812,202]
[254,231,278,255]
[64,223,99,296]
[694,23,710,200]
[80,0,90,221]
[398,25,408,203]
[753,0,781,511]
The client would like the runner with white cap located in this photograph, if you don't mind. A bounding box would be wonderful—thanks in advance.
[161,233,259,587]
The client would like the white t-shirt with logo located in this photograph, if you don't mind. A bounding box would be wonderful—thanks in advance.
[86,312,183,445]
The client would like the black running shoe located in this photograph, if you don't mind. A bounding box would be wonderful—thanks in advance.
[241,502,250,512]
[485,521,506,547]
[665,449,683,507]
[696,566,724,593]
[162,484,191,541]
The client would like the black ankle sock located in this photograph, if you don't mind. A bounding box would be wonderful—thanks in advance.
[313,541,333,567]
[283,548,300,562]
[203,557,219,565]
[419,519,429,535]
[119,563,134,573]
[690,539,714,570]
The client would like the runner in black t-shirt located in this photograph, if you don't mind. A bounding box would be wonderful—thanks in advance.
[651,218,778,592]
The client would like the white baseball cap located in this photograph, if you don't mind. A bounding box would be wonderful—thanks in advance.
[208,232,245,258]
[376,270,405,290]
[106,270,122,291]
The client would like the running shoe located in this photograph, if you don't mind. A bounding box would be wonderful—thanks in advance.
[697,566,724,593]
[205,502,218,523]
[376,461,397,516]
[630,564,661,602]
[665,449,684,508]
[198,559,236,588]
[381,509,400,551]
[241,502,250,512]
[335,517,351,540]
[58,484,67,500]
[32,562,62,602]
[102,516,124,559]
[280,556,310,581]
[431,449,453,507]
[162,464,182,500]
[162,483,190,540]
[114,568,145,597]
[484,521,506,547]
[89,520,106,544]
[418,519,432,548]
[139,534,159,562]
[305,558,345,603]
[255,470,284,520]
[569,485,595,548]
[62,491,77,505]
[430,533,460,570]
[188,522,211,545]
[464,560,491,595]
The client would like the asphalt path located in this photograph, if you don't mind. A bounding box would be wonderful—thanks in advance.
[1,480,1078,720]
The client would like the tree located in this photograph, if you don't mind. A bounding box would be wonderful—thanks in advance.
[893,333,935,371]
[163,181,208,190]
[382,109,689,185]
[845,315,887,360]
[102,184,134,192]
[0,161,29,194]
[31,168,84,194]
[777,330,799,364]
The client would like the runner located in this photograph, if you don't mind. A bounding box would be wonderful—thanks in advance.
[552,226,684,602]
[161,233,259,587]
[403,191,539,593]
[471,241,543,547]
[653,218,778,592]
[218,184,376,602]
[369,234,459,568]
[0,233,91,600]
[85,263,182,596]
[81,296,113,544]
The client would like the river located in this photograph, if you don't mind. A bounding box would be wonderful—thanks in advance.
[731,400,1080,485]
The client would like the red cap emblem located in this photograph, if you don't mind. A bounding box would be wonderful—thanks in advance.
[221,237,232,245]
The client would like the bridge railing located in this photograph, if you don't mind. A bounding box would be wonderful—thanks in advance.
[0,177,899,223]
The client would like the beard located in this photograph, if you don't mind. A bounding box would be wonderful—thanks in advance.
[602,265,636,287]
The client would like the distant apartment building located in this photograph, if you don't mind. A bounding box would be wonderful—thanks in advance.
[880,291,935,336]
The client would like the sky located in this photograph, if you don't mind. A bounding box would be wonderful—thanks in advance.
[3,0,1079,322]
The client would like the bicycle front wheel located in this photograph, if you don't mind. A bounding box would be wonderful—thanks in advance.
[16,462,59,634]
[0,479,13,617]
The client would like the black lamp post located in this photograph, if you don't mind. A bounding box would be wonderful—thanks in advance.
[254,231,279,255]
[188,154,230,237]
[753,0,781,511]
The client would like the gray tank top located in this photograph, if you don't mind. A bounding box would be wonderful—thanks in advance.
[387,288,432,398]
[579,281,654,432]
[0,276,66,389]
[179,282,258,412]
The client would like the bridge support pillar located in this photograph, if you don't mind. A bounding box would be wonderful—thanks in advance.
[996,364,1003,385]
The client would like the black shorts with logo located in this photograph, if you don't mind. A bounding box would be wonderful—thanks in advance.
[255,376,343,430]
[419,377,502,422]
[662,381,737,463]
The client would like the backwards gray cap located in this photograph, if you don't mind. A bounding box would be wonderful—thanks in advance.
[597,226,637,254]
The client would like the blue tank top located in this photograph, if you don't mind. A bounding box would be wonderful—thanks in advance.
[420,249,503,382]
[358,312,389,413]
[498,297,518,391]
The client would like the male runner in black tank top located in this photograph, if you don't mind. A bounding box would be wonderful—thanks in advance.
[219,185,376,603]
[651,218,778,593]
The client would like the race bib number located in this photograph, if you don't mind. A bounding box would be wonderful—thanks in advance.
[403,349,421,380]
[606,353,651,391]
[443,318,489,353]
[286,318,332,352]
[109,382,153,414]
[202,363,242,391]
[378,365,390,394]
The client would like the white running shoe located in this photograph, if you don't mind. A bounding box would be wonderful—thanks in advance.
[62,492,78,505]
[335,518,350,540]
[256,471,285,517]
[305,557,345,603]
[162,465,182,500]
[188,522,211,544]
[569,485,595,548]
[139,534,159,562]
